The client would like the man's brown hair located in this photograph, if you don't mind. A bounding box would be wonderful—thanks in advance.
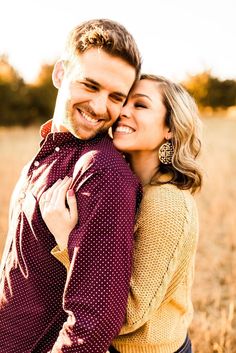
[63,19,141,79]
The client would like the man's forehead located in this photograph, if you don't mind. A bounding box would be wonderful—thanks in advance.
[69,49,136,92]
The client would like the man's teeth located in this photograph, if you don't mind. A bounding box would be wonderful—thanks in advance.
[81,111,99,124]
[115,126,134,134]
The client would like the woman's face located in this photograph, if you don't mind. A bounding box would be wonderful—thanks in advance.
[112,79,171,154]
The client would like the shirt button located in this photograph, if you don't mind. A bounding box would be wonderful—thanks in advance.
[55,147,60,152]
[19,192,26,200]
[34,161,40,167]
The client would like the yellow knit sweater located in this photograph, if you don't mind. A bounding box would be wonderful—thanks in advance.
[52,183,199,353]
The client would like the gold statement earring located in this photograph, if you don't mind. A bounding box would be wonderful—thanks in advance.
[159,140,174,164]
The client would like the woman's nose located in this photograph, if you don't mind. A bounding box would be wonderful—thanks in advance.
[120,104,131,119]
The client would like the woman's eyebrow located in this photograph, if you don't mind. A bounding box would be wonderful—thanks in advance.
[132,93,152,102]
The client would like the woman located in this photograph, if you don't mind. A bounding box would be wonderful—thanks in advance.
[40,74,203,353]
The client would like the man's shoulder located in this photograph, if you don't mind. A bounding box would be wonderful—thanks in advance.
[83,135,134,176]
[90,134,123,158]
[74,135,140,188]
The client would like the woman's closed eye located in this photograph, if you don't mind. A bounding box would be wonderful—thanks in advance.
[134,102,148,109]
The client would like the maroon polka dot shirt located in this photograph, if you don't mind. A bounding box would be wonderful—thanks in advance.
[0,120,142,353]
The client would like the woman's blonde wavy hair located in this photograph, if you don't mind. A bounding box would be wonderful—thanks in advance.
[140,74,203,194]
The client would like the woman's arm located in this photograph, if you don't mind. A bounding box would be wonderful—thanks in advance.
[42,183,195,335]
[118,185,192,334]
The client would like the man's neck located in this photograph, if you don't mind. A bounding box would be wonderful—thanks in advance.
[51,119,68,133]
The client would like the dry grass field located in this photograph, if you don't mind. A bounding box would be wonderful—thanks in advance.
[0,118,236,352]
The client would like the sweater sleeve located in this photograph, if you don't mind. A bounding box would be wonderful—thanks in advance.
[51,246,70,271]
[119,185,192,334]
[51,169,138,353]
[51,184,194,338]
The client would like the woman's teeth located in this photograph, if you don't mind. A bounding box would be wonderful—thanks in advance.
[115,126,134,134]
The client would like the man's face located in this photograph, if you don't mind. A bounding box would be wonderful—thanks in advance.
[52,48,136,140]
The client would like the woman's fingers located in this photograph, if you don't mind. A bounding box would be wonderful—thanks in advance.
[50,177,72,207]
[66,189,78,224]
[39,177,77,250]
[39,177,71,214]
[39,178,62,211]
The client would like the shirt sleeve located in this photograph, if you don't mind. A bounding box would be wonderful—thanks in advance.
[51,169,138,353]
[119,186,192,335]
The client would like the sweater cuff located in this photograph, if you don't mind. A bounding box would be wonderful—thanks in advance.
[51,245,70,271]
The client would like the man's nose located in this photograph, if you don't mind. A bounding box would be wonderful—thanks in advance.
[90,94,108,117]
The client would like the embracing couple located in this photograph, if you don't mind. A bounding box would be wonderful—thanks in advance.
[0,19,202,353]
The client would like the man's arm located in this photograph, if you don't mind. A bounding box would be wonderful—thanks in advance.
[51,169,138,352]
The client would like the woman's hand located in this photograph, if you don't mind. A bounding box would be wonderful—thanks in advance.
[39,176,78,250]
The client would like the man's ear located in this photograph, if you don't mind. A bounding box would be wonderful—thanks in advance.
[52,60,65,89]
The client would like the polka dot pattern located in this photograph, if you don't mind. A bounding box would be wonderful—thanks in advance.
[0,120,142,353]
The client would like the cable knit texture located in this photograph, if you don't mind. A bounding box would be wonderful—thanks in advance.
[53,183,199,353]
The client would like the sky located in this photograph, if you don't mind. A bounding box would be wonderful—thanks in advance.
[0,0,235,83]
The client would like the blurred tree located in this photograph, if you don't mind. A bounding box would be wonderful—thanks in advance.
[29,63,57,121]
[0,55,32,125]
[0,55,20,83]
[182,71,210,107]
[183,71,236,109]
[0,59,57,126]
[35,63,54,85]
[208,78,236,108]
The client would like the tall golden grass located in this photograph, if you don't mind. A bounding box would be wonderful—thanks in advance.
[0,119,236,352]
[190,117,236,352]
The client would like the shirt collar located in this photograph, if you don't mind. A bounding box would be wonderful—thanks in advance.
[39,119,109,146]
[40,119,53,139]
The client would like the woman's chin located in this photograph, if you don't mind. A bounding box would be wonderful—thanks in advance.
[113,140,127,152]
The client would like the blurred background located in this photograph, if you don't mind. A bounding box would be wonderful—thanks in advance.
[0,0,236,351]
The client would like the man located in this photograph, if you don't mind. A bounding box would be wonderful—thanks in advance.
[0,19,142,353]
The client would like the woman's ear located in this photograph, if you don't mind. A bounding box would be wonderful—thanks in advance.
[52,60,65,89]
[165,128,173,140]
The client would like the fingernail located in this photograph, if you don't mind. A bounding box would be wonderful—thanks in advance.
[68,189,74,197]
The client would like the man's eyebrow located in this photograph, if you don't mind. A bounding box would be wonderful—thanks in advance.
[132,93,152,102]
[84,77,100,87]
[84,77,127,99]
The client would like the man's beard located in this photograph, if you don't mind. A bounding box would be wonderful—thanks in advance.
[64,109,109,140]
